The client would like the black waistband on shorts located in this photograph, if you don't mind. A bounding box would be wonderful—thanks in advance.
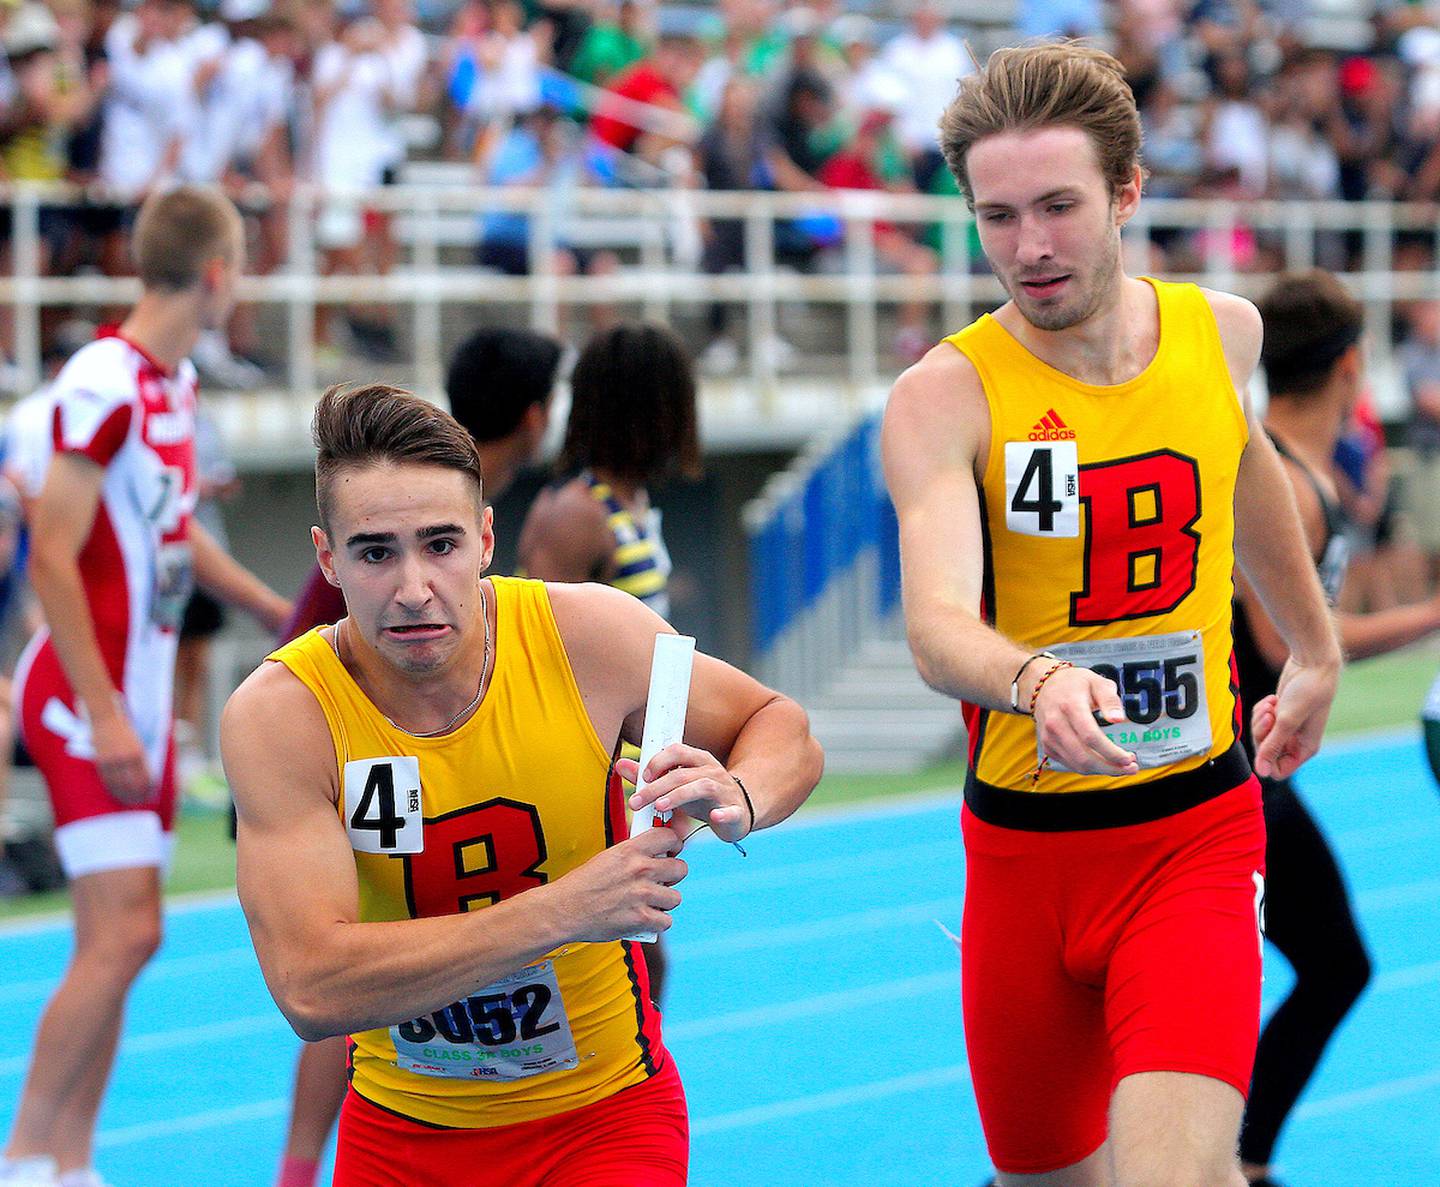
[964,741,1252,832]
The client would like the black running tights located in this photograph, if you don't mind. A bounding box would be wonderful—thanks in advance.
[1238,777,1372,1165]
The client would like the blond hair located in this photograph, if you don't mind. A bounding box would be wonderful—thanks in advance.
[938,42,1143,206]
[130,185,243,292]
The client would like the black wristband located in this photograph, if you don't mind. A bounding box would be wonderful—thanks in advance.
[733,774,755,835]
[1010,651,1055,715]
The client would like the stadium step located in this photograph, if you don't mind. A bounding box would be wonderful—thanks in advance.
[796,638,965,774]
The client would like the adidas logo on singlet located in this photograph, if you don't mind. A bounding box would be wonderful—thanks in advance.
[1027,408,1077,441]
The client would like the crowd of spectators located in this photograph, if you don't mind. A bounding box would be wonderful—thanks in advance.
[7,0,1440,378]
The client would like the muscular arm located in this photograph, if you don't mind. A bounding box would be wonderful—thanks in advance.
[551,583,824,839]
[224,660,685,1041]
[880,349,1134,776]
[189,519,291,633]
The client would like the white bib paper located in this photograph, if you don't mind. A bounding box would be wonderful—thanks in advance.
[343,756,423,854]
[1004,441,1080,538]
[390,960,578,1081]
[1042,630,1212,771]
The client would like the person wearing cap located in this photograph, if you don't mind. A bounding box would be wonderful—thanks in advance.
[0,1,101,275]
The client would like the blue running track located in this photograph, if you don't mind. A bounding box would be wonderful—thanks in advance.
[1,730,1437,1185]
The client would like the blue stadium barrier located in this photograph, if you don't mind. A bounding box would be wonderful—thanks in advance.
[744,412,900,695]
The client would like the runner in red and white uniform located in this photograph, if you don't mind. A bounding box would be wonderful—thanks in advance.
[15,330,202,870]
[0,186,291,1187]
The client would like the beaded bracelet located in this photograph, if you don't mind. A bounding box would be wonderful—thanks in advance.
[1027,660,1075,717]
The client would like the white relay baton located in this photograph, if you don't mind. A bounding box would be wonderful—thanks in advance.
[623,633,696,943]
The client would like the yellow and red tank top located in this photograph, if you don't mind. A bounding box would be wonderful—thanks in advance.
[945,278,1251,829]
[266,575,666,1128]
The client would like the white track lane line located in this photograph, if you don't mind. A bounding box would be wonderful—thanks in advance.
[691,1064,974,1136]
[0,945,257,1005]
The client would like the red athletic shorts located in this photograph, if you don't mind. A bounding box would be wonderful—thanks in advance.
[16,638,177,876]
[333,1058,689,1187]
[960,777,1266,1176]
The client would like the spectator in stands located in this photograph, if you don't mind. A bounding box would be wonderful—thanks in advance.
[61,0,114,179]
[169,0,296,390]
[1189,0,1269,61]
[1136,74,1204,199]
[70,0,195,304]
[1202,47,1268,197]
[1115,0,1185,80]
[1332,54,1408,201]
[816,107,937,363]
[758,65,841,283]
[476,104,621,335]
[758,66,831,192]
[761,4,845,106]
[533,0,591,72]
[590,32,701,157]
[568,0,648,86]
[831,13,905,125]
[309,0,426,361]
[1400,300,1440,594]
[879,0,967,191]
[97,0,190,218]
[0,4,101,269]
[449,0,545,154]
[696,76,766,374]
[1268,51,1341,201]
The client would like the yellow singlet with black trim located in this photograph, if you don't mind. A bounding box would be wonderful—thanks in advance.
[945,278,1251,829]
[266,576,667,1128]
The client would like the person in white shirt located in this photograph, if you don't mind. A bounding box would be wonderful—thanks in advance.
[309,0,427,359]
[879,0,969,190]
[97,0,191,199]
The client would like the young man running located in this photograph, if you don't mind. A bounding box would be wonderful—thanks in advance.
[223,384,822,1185]
[883,43,1341,1187]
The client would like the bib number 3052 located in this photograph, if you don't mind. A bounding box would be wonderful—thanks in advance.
[390,959,578,1081]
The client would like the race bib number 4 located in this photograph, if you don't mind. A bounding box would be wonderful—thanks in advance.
[1005,441,1080,538]
[344,757,423,854]
[1041,630,1213,771]
[390,960,578,1081]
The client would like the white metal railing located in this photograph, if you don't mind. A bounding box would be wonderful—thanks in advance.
[3,183,1438,420]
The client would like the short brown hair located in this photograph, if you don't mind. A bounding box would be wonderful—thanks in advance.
[313,383,485,529]
[1259,270,1365,397]
[938,41,1143,206]
[131,185,243,291]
